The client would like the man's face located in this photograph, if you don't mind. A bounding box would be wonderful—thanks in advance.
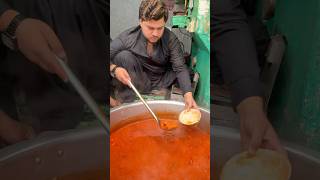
[140,18,165,43]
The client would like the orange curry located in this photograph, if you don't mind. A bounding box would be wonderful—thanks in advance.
[110,118,210,180]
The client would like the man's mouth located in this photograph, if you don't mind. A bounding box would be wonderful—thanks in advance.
[151,37,158,41]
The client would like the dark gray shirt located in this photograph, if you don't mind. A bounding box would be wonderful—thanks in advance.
[0,1,9,17]
[110,26,192,94]
[212,0,247,36]
[212,0,263,107]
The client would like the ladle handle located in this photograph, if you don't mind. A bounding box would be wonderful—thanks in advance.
[128,81,160,125]
[56,56,110,134]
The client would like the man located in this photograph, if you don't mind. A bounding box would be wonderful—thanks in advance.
[110,0,197,110]
[212,0,286,155]
[110,96,120,107]
[0,0,108,144]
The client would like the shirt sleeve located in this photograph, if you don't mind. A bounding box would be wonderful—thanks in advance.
[168,33,192,95]
[0,0,10,18]
[110,36,126,64]
[230,77,264,107]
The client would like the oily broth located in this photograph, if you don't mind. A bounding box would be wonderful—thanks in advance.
[110,118,210,180]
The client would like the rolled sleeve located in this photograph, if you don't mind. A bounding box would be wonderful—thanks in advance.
[110,36,126,63]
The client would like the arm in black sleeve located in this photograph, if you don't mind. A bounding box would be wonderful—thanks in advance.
[241,0,257,15]
[110,36,126,64]
[168,33,192,95]
[0,0,10,18]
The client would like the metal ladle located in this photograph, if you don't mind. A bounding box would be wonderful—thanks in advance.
[56,56,109,134]
[128,81,179,130]
[128,81,162,127]
[129,81,201,130]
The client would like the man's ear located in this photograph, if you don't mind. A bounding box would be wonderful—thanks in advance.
[139,19,143,26]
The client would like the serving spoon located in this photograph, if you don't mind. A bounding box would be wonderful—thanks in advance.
[56,56,109,134]
[128,81,179,131]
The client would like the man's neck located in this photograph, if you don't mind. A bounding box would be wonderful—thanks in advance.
[147,42,153,57]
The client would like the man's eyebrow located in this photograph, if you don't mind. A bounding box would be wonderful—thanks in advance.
[146,24,165,29]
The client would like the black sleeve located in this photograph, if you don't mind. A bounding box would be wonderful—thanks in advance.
[213,21,264,107]
[168,33,192,95]
[110,35,126,64]
[0,0,10,17]
[241,0,257,15]
[213,0,264,108]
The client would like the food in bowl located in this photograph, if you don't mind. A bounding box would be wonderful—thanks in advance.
[179,108,201,126]
[220,149,291,180]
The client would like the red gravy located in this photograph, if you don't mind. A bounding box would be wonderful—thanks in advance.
[110,118,210,180]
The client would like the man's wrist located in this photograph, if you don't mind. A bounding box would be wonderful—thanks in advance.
[110,64,116,72]
[110,65,119,78]
[184,91,192,96]
[183,92,193,98]
[236,96,265,116]
[0,10,18,32]
[1,13,26,50]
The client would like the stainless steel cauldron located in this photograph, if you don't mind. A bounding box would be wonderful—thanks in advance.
[110,100,210,132]
[0,100,208,180]
[1,100,320,180]
[0,127,107,180]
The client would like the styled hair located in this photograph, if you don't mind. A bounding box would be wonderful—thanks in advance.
[139,0,168,22]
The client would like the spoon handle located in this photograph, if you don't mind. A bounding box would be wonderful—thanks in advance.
[56,56,109,134]
[128,81,160,125]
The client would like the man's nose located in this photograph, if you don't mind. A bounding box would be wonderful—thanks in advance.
[152,30,160,37]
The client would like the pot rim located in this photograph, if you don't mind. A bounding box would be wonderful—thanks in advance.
[214,125,320,164]
[110,100,210,114]
[0,127,105,162]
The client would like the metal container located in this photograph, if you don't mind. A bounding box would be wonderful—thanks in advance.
[214,126,320,180]
[0,100,208,179]
[0,127,108,180]
[1,100,319,179]
[110,100,210,133]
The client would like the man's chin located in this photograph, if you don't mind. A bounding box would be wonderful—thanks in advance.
[148,39,159,43]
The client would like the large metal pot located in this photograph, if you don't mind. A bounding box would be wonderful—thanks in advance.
[0,100,207,180]
[110,100,210,133]
[1,100,320,179]
[110,100,211,178]
[214,126,320,180]
[0,127,108,180]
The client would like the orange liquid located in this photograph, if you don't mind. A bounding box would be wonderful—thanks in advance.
[110,118,210,180]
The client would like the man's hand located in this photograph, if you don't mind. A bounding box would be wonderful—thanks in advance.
[110,96,121,107]
[114,67,131,86]
[184,92,198,110]
[237,96,286,156]
[15,18,68,81]
[0,110,35,144]
[260,121,286,154]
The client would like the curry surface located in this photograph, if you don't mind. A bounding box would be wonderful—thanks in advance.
[110,118,210,180]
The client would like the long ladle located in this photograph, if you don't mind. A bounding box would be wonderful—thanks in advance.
[128,81,202,130]
[128,81,180,130]
[128,81,162,127]
[56,56,109,134]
